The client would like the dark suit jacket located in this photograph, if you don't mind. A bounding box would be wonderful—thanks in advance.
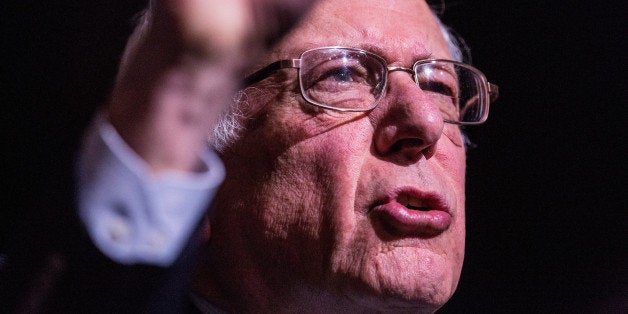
[1,167,204,313]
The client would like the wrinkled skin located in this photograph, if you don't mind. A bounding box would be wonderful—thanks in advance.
[196,0,466,312]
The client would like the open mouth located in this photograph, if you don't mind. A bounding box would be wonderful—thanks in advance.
[397,194,430,211]
[369,190,452,237]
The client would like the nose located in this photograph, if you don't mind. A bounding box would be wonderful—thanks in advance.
[372,71,444,162]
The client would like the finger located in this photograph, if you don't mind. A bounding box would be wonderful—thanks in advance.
[157,0,252,58]
[248,0,317,48]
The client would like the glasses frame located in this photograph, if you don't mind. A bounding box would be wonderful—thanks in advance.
[243,46,499,125]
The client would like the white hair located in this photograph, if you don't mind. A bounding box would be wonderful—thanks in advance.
[209,89,256,152]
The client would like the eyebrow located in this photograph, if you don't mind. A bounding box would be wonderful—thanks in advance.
[343,40,435,65]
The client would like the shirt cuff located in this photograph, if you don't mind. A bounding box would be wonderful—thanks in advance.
[76,114,224,266]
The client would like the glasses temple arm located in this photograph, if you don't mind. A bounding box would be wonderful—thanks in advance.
[488,83,499,102]
[243,59,301,86]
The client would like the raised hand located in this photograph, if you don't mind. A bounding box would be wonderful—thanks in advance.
[107,0,314,172]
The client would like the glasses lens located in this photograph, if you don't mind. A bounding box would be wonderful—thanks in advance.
[415,61,488,124]
[299,48,387,111]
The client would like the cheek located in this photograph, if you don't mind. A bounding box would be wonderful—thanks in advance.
[434,135,467,191]
[232,119,374,281]
[443,125,464,148]
[433,137,466,241]
[435,137,467,289]
[255,117,373,241]
[305,120,374,221]
[297,121,375,248]
[311,127,372,173]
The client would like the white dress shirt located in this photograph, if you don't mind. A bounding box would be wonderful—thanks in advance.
[76,114,224,266]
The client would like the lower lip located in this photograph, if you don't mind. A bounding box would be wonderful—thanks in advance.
[370,202,452,237]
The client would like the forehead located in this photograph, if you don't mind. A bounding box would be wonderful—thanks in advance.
[272,0,450,65]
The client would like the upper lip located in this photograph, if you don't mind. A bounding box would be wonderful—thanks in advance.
[373,187,452,214]
[394,189,450,213]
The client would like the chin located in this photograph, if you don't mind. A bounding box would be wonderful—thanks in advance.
[337,283,456,313]
[329,248,461,312]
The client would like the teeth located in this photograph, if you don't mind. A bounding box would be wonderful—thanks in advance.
[398,194,428,210]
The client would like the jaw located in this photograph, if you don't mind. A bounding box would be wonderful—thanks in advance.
[321,215,464,311]
[199,138,465,312]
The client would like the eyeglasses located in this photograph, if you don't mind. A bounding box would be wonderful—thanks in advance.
[244,47,498,125]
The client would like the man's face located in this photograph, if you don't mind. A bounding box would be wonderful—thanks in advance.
[209,0,466,311]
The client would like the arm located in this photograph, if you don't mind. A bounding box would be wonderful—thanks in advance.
[77,0,315,264]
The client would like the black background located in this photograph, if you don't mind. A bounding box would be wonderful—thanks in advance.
[3,1,626,312]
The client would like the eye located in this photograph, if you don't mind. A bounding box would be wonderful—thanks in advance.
[316,63,370,85]
[419,80,456,97]
[415,64,459,99]
[328,67,358,82]
[298,49,387,110]
[302,61,374,93]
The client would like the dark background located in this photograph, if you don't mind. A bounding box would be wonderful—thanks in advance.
[3,0,626,312]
